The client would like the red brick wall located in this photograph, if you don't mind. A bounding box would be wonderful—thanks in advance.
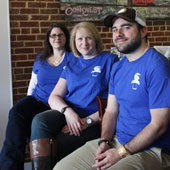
[9,0,170,104]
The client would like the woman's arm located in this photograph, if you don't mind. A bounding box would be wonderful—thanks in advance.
[27,71,37,95]
[48,78,68,110]
[49,78,82,136]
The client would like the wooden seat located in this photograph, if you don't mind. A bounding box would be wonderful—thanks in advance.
[96,96,107,130]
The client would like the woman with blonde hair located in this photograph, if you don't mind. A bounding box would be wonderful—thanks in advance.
[29,22,119,170]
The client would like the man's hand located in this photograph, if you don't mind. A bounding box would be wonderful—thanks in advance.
[93,145,121,170]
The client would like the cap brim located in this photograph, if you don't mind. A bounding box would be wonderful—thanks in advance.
[104,15,116,27]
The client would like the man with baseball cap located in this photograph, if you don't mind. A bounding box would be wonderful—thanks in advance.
[104,8,146,27]
[53,8,170,170]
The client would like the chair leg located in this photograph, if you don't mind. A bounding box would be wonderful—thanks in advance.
[29,138,57,170]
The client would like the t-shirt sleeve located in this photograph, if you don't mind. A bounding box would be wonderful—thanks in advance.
[60,66,67,79]
[32,53,42,74]
[148,63,170,108]
[61,55,77,80]
[108,64,117,95]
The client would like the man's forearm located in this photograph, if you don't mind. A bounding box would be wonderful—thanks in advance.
[125,122,167,154]
[101,110,117,140]
[125,108,170,154]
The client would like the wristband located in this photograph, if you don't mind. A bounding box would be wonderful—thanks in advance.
[60,106,70,114]
[98,139,111,147]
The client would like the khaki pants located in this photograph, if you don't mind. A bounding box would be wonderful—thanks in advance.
[53,137,170,170]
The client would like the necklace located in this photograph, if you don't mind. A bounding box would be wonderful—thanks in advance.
[53,56,62,66]
[52,52,65,66]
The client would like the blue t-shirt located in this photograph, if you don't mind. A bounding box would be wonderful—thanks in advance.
[61,51,119,118]
[32,51,76,104]
[109,48,170,154]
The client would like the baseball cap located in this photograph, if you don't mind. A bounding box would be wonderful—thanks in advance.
[104,8,146,27]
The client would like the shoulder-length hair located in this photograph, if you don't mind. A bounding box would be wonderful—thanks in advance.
[40,23,71,61]
[70,22,103,58]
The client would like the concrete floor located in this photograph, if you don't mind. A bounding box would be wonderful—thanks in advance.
[24,162,32,170]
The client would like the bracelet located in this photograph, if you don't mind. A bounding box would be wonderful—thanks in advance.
[117,145,131,158]
[98,139,111,147]
[60,106,70,114]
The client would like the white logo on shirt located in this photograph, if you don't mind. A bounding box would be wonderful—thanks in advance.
[131,73,141,90]
[91,66,101,77]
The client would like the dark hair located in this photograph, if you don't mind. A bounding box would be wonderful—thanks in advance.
[137,24,148,43]
[40,23,71,61]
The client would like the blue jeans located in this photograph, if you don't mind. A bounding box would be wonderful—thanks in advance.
[0,96,50,170]
[31,110,100,161]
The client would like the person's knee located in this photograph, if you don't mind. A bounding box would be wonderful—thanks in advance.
[31,112,45,130]
[8,105,22,120]
[30,113,46,141]
[8,97,31,119]
[31,110,59,140]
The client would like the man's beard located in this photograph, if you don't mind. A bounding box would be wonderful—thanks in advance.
[114,32,142,54]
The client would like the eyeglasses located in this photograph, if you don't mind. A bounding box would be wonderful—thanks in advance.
[49,33,65,39]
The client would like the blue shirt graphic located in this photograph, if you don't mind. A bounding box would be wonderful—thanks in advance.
[61,51,119,118]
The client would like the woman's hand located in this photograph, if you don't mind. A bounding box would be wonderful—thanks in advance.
[61,117,89,135]
[64,111,82,136]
